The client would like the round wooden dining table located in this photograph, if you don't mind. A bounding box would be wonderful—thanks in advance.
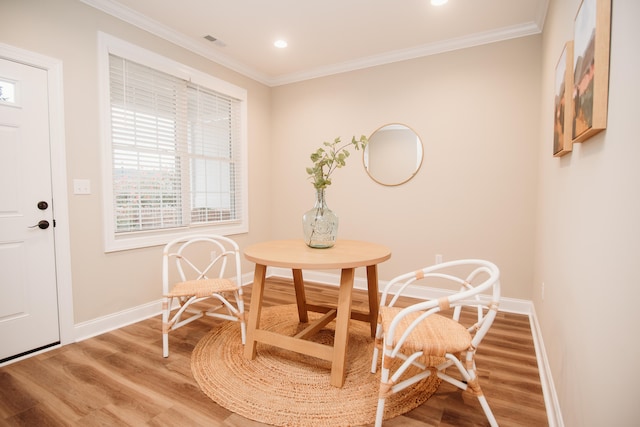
[243,239,391,387]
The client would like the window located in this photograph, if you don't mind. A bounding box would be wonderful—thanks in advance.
[100,34,247,252]
[0,79,17,104]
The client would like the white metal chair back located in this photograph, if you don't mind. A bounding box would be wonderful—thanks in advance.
[164,236,236,286]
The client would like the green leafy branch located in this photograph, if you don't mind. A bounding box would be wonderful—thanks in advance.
[306,135,368,189]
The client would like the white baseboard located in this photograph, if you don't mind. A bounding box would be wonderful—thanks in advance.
[74,299,161,342]
[529,306,565,427]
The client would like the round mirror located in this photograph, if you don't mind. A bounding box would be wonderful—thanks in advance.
[363,123,423,186]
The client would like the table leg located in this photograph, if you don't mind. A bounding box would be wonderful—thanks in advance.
[292,268,309,323]
[330,267,355,388]
[366,264,380,337]
[244,263,267,360]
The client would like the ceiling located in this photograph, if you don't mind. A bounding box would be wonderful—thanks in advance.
[82,0,548,86]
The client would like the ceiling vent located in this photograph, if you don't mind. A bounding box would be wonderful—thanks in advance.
[203,35,226,47]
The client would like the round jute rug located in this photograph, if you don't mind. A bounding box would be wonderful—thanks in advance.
[191,304,442,426]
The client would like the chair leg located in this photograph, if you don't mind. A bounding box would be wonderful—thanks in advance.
[375,355,391,427]
[240,319,247,344]
[162,333,169,358]
[371,347,379,374]
[374,397,386,427]
[162,296,170,357]
[477,394,498,427]
[454,358,498,427]
[234,291,247,345]
[462,364,498,427]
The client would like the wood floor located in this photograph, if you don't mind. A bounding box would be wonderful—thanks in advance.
[0,277,548,426]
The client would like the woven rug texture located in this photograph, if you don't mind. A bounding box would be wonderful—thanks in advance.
[191,304,441,426]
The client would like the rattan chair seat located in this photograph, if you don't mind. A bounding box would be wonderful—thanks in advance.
[167,278,237,298]
[380,306,471,356]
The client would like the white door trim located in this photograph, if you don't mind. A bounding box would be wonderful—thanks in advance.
[0,43,74,347]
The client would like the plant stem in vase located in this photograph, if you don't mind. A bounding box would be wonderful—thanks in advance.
[303,135,367,248]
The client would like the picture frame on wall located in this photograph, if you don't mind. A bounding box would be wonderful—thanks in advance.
[572,0,612,143]
[554,41,574,157]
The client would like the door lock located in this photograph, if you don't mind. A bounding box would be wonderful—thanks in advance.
[29,220,50,230]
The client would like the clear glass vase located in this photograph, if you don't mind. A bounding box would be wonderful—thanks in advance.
[302,188,338,248]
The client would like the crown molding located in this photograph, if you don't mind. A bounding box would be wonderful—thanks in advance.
[81,0,544,87]
[271,21,542,86]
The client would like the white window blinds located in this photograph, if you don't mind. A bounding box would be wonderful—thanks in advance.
[109,54,243,234]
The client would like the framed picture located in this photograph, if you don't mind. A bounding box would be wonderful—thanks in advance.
[572,0,611,142]
[554,41,574,157]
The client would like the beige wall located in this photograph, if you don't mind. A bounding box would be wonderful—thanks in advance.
[1,0,273,323]
[536,0,640,425]
[271,36,541,299]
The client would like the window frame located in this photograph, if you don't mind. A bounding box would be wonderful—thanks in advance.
[98,33,248,252]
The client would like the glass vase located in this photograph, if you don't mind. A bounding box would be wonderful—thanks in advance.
[302,188,338,248]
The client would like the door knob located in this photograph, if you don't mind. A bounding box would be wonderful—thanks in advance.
[29,220,50,230]
[37,201,49,210]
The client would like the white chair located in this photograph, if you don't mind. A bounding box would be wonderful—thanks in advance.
[371,259,501,426]
[162,234,246,357]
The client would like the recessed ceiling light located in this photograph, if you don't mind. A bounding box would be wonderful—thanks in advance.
[431,0,448,5]
[274,39,288,49]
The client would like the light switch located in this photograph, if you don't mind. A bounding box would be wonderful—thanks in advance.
[73,179,91,195]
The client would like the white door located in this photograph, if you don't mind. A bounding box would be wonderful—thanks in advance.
[0,58,60,362]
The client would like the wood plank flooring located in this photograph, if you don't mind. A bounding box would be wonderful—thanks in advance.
[0,277,548,426]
